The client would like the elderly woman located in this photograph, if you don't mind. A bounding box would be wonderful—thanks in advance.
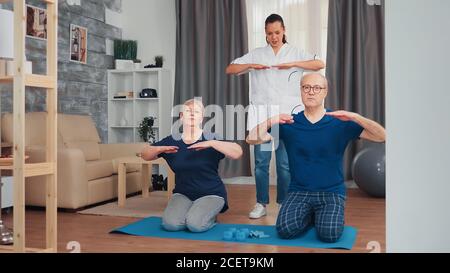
[141,99,243,232]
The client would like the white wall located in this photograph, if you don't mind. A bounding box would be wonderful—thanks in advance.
[386,0,450,252]
[106,0,176,103]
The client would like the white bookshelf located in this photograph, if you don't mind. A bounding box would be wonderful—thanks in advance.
[107,68,172,143]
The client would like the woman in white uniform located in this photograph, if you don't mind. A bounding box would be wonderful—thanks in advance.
[226,14,325,219]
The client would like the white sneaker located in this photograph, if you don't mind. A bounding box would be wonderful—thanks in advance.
[249,203,267,219]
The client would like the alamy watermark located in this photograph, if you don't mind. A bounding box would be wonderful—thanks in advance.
[170,97,287,151]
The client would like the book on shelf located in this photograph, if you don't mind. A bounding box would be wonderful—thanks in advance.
[113,91,134,99]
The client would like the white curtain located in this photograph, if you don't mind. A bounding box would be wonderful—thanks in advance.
[246,0,329,64]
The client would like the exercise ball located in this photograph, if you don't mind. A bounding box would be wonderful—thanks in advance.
[351,144,385,198]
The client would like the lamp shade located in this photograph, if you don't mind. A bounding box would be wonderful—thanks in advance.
[0,9,14,59]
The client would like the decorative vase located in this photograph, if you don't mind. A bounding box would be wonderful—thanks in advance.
[5,60,32,75]
[115,59,134,70]
[120,117,128,127]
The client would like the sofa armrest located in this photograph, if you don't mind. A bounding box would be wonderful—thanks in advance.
[57,148,89,208]
[99,143,148,160]
[25,146,89,209]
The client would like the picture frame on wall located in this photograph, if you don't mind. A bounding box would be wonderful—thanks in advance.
[70,24,88,64]
[26,4,47,40]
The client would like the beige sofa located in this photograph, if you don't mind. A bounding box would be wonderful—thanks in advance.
[1,112,148,209]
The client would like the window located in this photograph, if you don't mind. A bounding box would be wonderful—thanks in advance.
[246,0,329,65]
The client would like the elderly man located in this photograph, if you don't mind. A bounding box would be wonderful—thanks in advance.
[246,73,385,242]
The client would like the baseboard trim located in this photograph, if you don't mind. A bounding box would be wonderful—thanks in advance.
[223,176,359,189]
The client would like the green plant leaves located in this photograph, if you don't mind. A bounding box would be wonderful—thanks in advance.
[138,117,156,143]
[114,40,137,60]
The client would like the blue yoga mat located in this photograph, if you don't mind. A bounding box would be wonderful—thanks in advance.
[111,217,357,250]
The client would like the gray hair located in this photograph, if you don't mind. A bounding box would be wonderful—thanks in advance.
[301,73,328,89]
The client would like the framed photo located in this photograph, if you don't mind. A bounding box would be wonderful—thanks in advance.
[70,24,88,64]
[26,4,47,40]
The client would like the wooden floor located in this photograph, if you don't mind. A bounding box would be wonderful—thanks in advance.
[1,185,385,253]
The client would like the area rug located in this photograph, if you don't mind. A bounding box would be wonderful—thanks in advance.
[77,191,168,218]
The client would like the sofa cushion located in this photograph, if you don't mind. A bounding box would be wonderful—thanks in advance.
[58,114,102,161]
[66,141,101,161]
[1,112,64,147]
[1,112,45,146]
[58,114,101,143]
[85,160,114,181]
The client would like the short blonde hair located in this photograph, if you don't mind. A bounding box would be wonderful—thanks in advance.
[183,98,205,113]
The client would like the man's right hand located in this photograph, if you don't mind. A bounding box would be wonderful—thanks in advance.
[246,114,293,145]
[158,146,179,154]
[269,114,294,126]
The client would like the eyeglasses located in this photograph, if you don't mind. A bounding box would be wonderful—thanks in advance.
[301,85,326,94]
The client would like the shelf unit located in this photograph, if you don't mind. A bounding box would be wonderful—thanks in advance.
[107,68,172,144]
[0,0,58,253]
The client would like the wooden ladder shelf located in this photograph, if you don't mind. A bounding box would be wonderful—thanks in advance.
[0,0,58,253]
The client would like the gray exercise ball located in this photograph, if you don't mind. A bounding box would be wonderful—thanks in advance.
[351,143,385,198]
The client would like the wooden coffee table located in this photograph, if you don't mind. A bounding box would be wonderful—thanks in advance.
[117,156,174,207]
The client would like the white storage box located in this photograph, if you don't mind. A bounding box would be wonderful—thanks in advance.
[1,176,13,209]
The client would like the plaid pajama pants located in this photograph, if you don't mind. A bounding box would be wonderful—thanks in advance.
[276,191,346,243]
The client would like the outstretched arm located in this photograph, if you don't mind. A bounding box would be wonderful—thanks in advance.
[188,141,243,160]
[246,114,294,145]
[326,111,386,142]
[141,145,179,161]
[226,63,270,75]
[272,59,325,71]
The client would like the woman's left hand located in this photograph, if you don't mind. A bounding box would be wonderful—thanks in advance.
[272,62,298,70]
[187,140,217,151]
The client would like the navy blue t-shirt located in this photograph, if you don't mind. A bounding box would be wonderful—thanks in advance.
[273,110,364,196]
[152,133,228,212]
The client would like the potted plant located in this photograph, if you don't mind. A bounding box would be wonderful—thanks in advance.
[155,55,163,68]
[133,59,141,69]
[138,116,157,143]
[114,40,138,69]
[114,40,137,60]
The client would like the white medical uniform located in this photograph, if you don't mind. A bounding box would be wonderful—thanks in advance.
[231,43,318,130]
